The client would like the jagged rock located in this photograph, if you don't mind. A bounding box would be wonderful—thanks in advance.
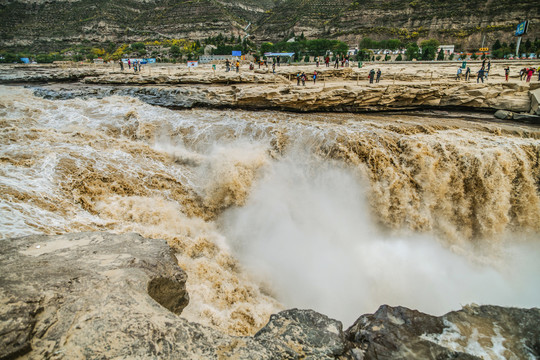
[345,304,540,360]
[494,109,514,120]
[254,309,350,359]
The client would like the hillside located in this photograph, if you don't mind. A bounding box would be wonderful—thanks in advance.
[0,0,538,52]
[254,0,539,49]
[0,0,272,52]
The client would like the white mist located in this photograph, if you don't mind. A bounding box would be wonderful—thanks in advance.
[221,153,540,325]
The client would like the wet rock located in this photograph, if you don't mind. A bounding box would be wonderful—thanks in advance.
[254,309,351,359]
[345,304,540,360]
[494,109,514,119]
[513,113,540,123]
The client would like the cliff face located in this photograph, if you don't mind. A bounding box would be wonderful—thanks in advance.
[0,0,272,51]
[0,0,538,52]
[255,0,539,48]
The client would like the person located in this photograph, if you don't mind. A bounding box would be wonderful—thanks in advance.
[296,71,301,85]
[128,59,131,70]
[465,67,471,81]
[334,56,339,69]
[481,58,486,69]
[225,59,230,72]
[277,57,280,67]
[316,57,320,67]
[235,61,240,73]
[301,72,306,86]
[487,60,491,72]
[538,66,540,81]
[369,68,375,83]
[325,56,330,67]
[519,68,525,80]
[119,59,124,71]
[477,67,485,83]
[376,68,381,83]
[456,66,462,80]
[504,66,510,82]
[249,61,254,70]
[313,70,317,84]
[526,67,535,82]
[272,63,275,74]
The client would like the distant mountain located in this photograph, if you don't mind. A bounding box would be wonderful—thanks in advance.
[1,0,538,52]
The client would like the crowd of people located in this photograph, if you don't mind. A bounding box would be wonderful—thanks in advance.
[118,59,143,72]
[454,59,540,83]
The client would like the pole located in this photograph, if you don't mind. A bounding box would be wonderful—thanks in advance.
[516,37,522,58]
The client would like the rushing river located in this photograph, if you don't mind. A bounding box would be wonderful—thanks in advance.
[1,85,539,336]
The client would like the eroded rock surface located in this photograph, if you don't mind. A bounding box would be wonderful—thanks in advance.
[33,81,534,113]
[1,232,539,359]
[346,304,540,359]
[0,232,353,359]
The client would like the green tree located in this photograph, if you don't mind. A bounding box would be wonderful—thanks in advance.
[524,39,532,52]
[387,39,402,50]
[260,42,274,54]
[130,42,146,55]
[360,37,377,49]
[492,39,502,50]
[170,45,181,57]
[420,39,439,60]
[406,43,420,60]
[437,50,445,60]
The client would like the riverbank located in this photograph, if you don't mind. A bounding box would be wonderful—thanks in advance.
[2,61,540,119]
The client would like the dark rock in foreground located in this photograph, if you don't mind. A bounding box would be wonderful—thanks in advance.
[1,232,539,359]
[346,302,540,359]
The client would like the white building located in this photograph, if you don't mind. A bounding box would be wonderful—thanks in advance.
[199,55,234,64]
[437,45,455,55]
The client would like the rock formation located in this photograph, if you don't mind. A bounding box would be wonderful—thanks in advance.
[1,0,538,52]
[1,232,539,359]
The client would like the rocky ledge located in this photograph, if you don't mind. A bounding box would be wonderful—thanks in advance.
[1,232,539,359]
[33,81,540,117]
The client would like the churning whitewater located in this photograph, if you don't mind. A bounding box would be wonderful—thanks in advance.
[1,86,539,335]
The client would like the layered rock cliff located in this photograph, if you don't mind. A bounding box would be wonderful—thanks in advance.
[0,0,538,52]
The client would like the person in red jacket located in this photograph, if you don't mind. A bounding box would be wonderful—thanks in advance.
[526,67,535,82]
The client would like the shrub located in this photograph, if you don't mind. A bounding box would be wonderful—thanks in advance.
[304,55,310,62]
[437,50,445,60]
[395,54,403,61]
